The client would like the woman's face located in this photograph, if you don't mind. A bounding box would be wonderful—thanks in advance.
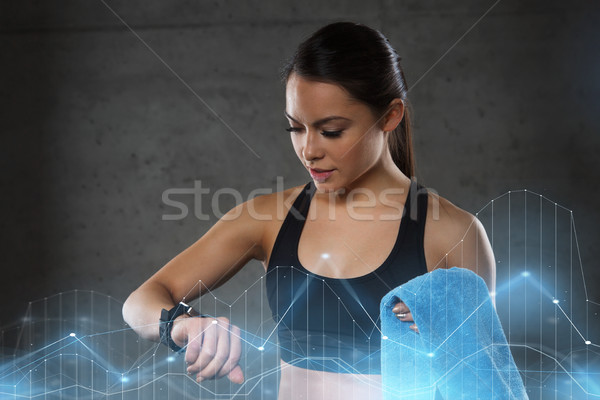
[285,73,389,194]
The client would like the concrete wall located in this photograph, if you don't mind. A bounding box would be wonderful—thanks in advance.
[1,0,599,333]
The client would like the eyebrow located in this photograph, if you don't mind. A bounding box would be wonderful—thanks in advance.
[284,111,351,128]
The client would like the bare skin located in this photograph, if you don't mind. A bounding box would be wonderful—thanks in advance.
[122,74,496,399]
[262,181,495,399]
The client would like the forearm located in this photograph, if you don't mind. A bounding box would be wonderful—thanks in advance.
[122,280,178,341]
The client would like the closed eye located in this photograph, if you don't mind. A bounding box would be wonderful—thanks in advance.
[285,127,343,138]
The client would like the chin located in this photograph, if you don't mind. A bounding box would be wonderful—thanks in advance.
[312,180,346,195]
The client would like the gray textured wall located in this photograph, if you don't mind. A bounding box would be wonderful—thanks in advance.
[1,0,599,334]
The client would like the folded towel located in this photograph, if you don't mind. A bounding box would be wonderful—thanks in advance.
[380,267,528,399]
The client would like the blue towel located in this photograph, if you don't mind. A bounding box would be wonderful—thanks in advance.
[380,267,528,399]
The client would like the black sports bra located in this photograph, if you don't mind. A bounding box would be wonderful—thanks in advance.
[265,179,429,374]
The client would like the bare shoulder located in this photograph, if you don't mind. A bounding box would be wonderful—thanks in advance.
[240,183,307,265]
[244,183,306,224]
[144,183,308,302]
[246,184,306,213]
[425,189,479,243]
[424,188,496,291]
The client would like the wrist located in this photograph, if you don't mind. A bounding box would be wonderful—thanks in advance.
[169,314,189,345]
[159,302,195,353]
[158,302,210,353]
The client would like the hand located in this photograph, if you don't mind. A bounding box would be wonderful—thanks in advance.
[392,300,419,334]
[170,315,245,384]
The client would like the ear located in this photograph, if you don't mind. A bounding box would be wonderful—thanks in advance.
[381,98,405,132]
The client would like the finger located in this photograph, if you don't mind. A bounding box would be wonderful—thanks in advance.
[228,365,244,384]
[197,318,231,381]
[215,322,233,379]
[184,319,205,370]
[170,317,189,349]
[188,319,217,375]
[183,321,202,367]
[217,324,242,380]
[184,331,202,369]
[223,326,244,383]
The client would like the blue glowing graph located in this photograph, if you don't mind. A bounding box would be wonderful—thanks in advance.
[1,189,599,399]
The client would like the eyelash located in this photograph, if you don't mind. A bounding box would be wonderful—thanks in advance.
[285,127,343,138]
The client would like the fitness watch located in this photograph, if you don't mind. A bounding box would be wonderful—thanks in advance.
[159,301,201,353]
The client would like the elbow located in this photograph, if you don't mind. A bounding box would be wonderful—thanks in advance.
[122,288,148,334]
[121,280,171,341]
[122,290,135,328]
[121,289,153,340]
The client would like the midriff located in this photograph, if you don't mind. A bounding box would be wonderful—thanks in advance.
[277,359,383,400]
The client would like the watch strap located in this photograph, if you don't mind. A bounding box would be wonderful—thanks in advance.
[159,301,204,353]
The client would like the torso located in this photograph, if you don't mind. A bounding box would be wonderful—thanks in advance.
[256,179,463,400]
[260,180,448,276]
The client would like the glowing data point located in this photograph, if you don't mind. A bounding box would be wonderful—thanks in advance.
[427,353,435,357]
[167,356,175,362]
[121,376,129,383]
[521,271,530,277]
[212,320,218,324]
[585,340,591,345]
[382,336,388,340]
[321,253,330,259]
[258,346,265,351]
[553,299,559,304]
[69,333,76,337]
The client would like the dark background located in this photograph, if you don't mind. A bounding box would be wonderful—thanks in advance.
[1,0,598,339]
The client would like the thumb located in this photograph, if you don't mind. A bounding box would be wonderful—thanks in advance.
[227,364,244,384]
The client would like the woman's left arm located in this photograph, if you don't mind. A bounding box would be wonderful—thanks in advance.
[445,214,497,305]
[393,208,497,331]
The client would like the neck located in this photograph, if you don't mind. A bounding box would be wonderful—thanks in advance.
[314,149,412,206]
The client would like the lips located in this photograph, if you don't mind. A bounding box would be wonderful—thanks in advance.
[309,167,335,182]
[310,167,334,173]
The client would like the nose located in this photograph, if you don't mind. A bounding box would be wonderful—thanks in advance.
[302,129,324,164]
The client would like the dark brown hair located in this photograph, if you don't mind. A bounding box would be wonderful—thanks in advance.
[280,21,415,178]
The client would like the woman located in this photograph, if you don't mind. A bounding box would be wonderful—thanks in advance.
[122,21,496,399]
